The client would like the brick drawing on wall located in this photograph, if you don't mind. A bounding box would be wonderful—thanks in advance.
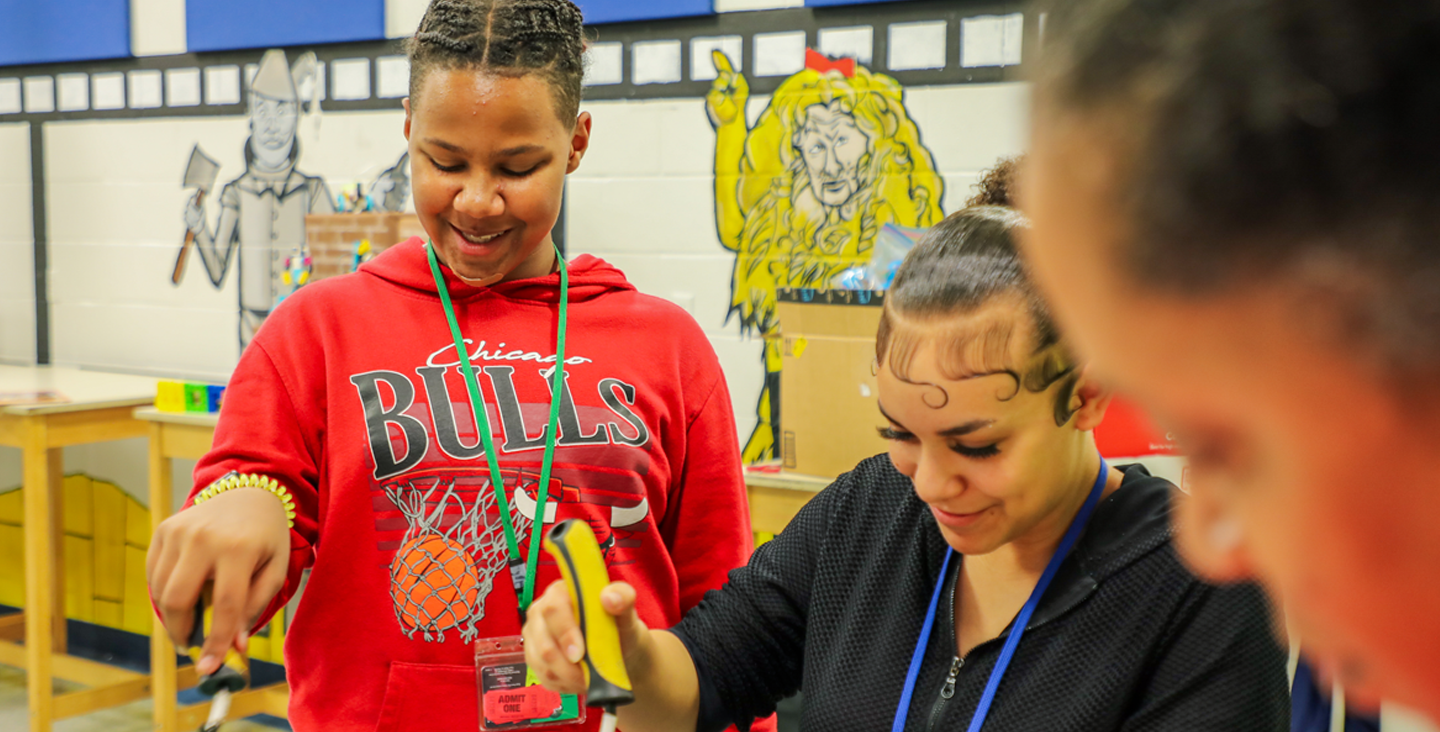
[172,48,335,350]
[707,49,945,462]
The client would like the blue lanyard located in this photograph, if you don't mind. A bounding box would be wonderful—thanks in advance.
[891,457,1111,732]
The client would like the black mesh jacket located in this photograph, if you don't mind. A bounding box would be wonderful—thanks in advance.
[670,458,1290,732]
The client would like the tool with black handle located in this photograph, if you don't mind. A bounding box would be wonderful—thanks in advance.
[544,520,634,732]
[186,593,250,732]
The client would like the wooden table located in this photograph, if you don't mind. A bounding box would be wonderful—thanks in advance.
[744,470,832,535]
[0,365,158,731]
[135,407,289,731]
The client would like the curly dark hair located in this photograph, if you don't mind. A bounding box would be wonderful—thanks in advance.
[407,0,586,121]
[966,156,1025,208]
[1036,0,1440,370]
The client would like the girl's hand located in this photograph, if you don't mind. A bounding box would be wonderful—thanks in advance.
[523,580,653,695]
[146,487,292,675]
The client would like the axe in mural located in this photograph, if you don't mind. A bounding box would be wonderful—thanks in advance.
[707,49,945,462]
[172,145,221,284]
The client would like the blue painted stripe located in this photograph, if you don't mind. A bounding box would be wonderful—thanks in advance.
[0,0,130,66]
[807,0,910,5]
[186,0,386,53]
[577,0,712,25]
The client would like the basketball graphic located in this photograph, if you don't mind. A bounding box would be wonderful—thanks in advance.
[391,534,480,637]
[383,469,534,643]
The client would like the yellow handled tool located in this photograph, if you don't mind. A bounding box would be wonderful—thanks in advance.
[544,520,634,732]
[186,591,250,732]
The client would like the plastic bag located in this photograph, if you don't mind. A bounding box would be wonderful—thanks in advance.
[830,223,929,290]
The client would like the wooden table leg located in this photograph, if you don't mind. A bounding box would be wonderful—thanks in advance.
[47,448,64,655]
[149,422,179,732]
[22,416,57,732]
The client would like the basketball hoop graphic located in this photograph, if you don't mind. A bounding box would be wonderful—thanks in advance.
[384,469,533,643]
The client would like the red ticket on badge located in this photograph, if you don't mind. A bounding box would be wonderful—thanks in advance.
[483,680,564,725]
[476,636,584,730]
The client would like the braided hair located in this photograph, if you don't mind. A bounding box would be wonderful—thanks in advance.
[407,0,586,122]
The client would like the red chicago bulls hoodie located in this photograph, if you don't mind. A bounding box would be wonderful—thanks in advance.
[189,238,757,732]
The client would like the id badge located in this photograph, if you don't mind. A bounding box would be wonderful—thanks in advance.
[476,636,585,730]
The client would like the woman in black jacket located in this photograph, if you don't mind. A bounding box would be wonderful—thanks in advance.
[522,204,1291,731]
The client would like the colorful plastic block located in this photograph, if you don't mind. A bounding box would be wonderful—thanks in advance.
[184,383,209,412]
[156,381,186,413]
[207,385,225,413]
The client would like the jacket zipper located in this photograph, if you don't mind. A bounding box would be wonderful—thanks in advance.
[924,655,964,732]
[925,571,963,732]
[918,547,1092,731]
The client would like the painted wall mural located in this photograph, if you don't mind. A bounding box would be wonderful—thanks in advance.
[172,48,335,350]
[707,49,945,462]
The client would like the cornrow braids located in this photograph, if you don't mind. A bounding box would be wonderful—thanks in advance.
[407,0,586,122]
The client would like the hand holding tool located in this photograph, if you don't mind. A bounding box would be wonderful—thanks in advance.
[186,593,250,732]
[543,520,634,732]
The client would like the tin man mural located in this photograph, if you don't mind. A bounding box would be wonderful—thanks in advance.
[707,49,945,462]
[173,49,336,349]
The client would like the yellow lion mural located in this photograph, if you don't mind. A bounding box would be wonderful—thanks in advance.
[707,50,945,462]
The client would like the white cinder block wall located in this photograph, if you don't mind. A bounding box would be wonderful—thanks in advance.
[0,122,32,493]
[47,117,247,380]
[44,111,409,382]
[0,122,34,365]
[0,112,408,503]
[567,82,1031,434]
[3,80,1032,498]
[7,80,1030,502]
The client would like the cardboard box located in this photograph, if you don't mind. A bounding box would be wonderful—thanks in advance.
[777,288,890,478]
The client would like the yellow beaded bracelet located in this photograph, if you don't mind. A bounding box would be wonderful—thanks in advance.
[193,471,297,528]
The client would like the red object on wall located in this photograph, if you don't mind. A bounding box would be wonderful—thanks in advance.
[805,48,857,77]
[1095,396,1180,457]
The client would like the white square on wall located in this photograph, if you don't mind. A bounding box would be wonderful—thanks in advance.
[128,70,163,109]
[331,58,371,101]
[205,65,242,105]
[56,73,89,112]
[166,68,201,107]
[754,31,806,77]
[0,79,20,114]
[584,42,623,86]
[962,13,1025,68]
[889,21,948,71]
[23,77,55,114]
[1002,13,1025,66]
[633,40,682,85]
[386,0,429,38]
[376,55,410,99]
[92,72,125,110]
[818,26,873,66]
[691,35,743,82]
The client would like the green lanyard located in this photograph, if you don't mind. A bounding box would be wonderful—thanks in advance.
[425,241,568,616]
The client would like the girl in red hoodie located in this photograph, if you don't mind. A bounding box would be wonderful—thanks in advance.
[146,2,758,729]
